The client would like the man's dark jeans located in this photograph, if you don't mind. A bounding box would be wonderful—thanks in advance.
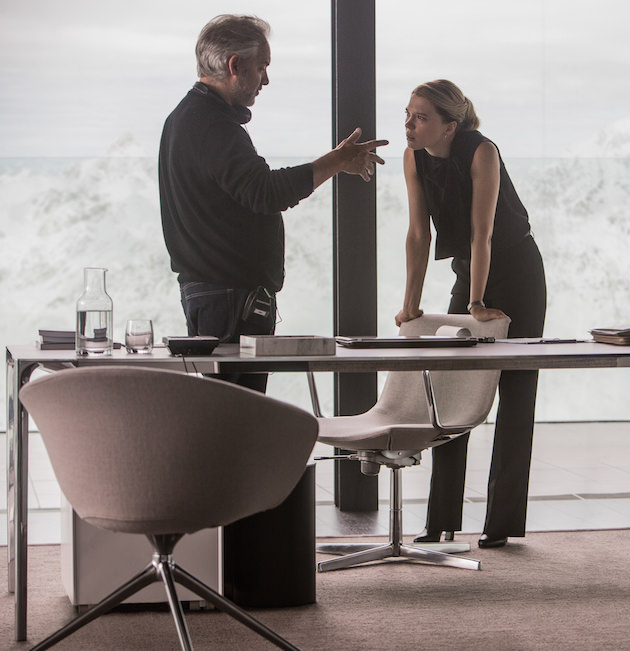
[180,282,275,393]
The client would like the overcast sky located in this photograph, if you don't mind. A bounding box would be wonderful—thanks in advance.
[1,0,629,159]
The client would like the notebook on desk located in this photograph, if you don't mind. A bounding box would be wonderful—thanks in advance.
[335,336,478,349]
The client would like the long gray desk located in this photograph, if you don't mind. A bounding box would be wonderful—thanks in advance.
[6,340,630,641]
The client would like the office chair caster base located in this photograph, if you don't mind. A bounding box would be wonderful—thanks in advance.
[317,542,481,572]
[407,541,471,554]
[318,541,471,556]
[317,542,382,555]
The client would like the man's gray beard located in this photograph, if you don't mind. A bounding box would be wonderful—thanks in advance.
[233,80,256,107]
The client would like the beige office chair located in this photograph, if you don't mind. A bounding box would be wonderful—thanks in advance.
[312,314,510,573]
[20,366,318,651]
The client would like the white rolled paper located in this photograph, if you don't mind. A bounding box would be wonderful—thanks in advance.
[435,325,472,338]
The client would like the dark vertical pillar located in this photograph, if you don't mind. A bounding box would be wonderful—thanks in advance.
[331,0,378,511]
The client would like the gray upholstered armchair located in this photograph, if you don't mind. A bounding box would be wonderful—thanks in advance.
[20,366,318,651]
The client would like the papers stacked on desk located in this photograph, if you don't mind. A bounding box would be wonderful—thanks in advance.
[38,329,123,350]
[590,328,630,345]
[37,329,75,350]
[240,335,336,356]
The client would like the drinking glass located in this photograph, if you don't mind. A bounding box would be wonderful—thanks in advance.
[125,319,154,354]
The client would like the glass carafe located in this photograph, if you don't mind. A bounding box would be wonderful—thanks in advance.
[76,267,113,355]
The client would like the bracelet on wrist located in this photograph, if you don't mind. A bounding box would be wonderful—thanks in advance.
[467,300,485,313]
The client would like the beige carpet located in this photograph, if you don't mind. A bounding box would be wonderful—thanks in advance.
[2,531,630,650]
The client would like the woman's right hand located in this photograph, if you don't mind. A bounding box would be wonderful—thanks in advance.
[469,305,507,322]
[395,307,423,327]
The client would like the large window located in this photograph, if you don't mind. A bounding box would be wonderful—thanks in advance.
[376,0,630,420]
[2,1,629,426]
[0,1,332,427]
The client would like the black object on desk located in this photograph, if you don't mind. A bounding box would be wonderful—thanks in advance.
[336,335,478,348]
[163,336,220,356]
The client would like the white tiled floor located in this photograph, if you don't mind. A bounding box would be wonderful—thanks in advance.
[2,421,630,545]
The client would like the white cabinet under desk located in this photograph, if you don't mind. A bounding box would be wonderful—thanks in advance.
[60,498,221,609]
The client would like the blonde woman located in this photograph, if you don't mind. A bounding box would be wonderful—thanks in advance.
[396,80,546,548]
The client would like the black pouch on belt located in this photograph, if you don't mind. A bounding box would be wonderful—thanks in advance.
[241,286,273,321]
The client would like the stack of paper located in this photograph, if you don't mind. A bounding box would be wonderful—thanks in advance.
[38,329,75,350]
[590,328,630,345]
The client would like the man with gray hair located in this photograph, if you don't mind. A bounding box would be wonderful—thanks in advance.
[159,14,387,391]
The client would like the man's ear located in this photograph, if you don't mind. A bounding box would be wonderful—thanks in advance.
[227,54,240,77]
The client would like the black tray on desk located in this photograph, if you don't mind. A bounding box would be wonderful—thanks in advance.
[163,336,220,356]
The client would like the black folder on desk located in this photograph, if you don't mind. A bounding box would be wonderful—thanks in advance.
[335,336,478,349]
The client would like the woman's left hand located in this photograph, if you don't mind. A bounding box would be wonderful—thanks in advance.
[469,305,507,322]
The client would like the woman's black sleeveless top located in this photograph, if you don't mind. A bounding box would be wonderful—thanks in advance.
[413,130,530,260]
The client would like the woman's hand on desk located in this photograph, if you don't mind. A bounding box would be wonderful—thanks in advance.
[470,305,507,322]
[395,307,423,327]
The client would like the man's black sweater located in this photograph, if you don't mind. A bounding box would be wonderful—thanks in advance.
[159,82,314,291]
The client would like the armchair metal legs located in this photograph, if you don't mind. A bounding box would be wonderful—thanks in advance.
[317,467,481,573]
[31,534,299,651]
[31,561,157,650]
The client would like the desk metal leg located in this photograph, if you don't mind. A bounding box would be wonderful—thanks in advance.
[6,352,36,641]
